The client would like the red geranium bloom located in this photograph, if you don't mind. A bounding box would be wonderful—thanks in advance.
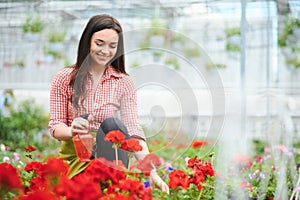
[120,139,143,152]
[168,170,190,189]
[42,157,68,177]
[191,140,208,148]
[84,158,126,185]
[28,177,47,191]
[24,161,44,176]
[137,154,161,175]
[104,130,125,143]
[18,190,61,200]
[240,181,252,189]
[0,162,22,189]
[55,174,102,200]
[187,156,215,176]
[232,154,252,169]
[144,154,161,166]
[189,171,205,190]
[255,155,264,163]
[106,179,152,200]
[24,145,36,152]
[175,144,187,149]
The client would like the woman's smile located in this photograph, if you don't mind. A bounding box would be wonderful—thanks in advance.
[90,29,119,67]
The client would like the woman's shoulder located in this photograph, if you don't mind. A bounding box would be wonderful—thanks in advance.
[52,66,75,85]
[118,73,137,91]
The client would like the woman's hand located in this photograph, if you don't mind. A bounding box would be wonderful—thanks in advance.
[150,171,170,194]
[71,116,90,136]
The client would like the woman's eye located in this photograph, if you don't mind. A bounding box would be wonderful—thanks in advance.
[96,43,103,46]
[110,46,117,49]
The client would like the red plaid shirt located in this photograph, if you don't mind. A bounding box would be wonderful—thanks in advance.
[49,65,145,140]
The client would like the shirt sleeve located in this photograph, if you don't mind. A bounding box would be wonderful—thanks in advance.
[48,69,71,137]
[119,75,146,141]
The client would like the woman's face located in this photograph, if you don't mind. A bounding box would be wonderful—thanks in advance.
[89,28,119,67]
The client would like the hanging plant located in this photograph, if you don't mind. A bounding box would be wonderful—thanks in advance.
[278,14,300,69]
[286,57,300,69]
[278,14,300,48]
[13,58,25,68]
[22,14,43,33]
[225,27,241,53]
[165,56,180,70]
[48,30,67,43]
[205,63,227,70]
[146,17,167,38]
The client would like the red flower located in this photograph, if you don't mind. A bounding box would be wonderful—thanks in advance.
[42,157,68,177]
[28,177,47,191]
[24,161,44,176]
[187,156,215,177]
[0,162,22,190]
[104,130,125,143]
[55,175,102,200]
[255,156,264,163]
[120,139,143,152]
[106,179,152,200]
[232,154,252,169]
[240,181,252,189]
[189,171,205,190]
[168,170,190,189]
[137,154,161,175]
[84,158,126,185]
[175,144,187,149]
[24,145,36,152]
[191,140,208,148]
[18,190,61,200]
[24,158,69,192]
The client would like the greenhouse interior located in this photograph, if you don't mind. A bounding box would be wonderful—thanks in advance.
[1,0,300,199]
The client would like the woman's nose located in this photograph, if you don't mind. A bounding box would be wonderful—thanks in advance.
[100,47,109,54]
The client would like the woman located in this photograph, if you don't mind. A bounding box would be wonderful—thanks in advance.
[49,14,169,193]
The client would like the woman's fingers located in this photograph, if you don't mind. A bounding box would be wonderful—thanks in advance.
[72,128,89,135]
[150,172,170,194]
[161,182,170,194]
[71,117,89,135]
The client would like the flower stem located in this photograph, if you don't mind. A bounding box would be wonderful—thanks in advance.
[128,153,133,170]
[115,146,118,166]
[197,188,203,200]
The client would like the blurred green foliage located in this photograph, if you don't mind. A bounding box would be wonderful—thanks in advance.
[0,98,50,150]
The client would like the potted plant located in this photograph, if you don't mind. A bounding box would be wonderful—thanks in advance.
[225,27,241,53]
[13,58,25,68]
[205,63,227,70]
[48,30,67,52]
[184,48,201,59]
[147,17,167,47]
[168,34,185,50]
[286,57,300,69]
[165,56,180,70]
[278,14,300,69]
[278,14,300,48]
[22,14,43,42]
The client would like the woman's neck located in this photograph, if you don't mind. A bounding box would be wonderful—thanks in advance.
[89,63,106,77]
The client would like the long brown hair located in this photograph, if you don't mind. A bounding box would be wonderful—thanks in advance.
[70,14,126,110]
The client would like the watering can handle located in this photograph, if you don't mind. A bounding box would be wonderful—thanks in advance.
[80,114,89,120]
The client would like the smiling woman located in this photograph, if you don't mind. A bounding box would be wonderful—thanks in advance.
[89,29,119,72]
[48,14,169,194]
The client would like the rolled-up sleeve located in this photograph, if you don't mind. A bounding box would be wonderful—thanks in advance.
[119,76,146,141]
[48,68,72,137]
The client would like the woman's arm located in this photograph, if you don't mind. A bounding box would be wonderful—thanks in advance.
[119,76,169,193]
[135,138,170,194]
[53,125,72,140]
[53,117,90,141]
[49,68,89,141]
